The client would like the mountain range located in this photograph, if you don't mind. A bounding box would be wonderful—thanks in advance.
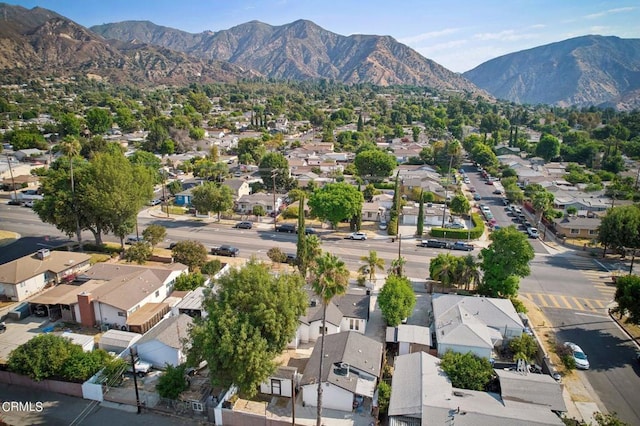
[0,2,639,109]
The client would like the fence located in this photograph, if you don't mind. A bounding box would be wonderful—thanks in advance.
[0,371,83,398]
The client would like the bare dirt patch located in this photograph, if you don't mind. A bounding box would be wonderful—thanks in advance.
[0,230,19,247]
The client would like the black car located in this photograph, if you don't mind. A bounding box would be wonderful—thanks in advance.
[276,223,296,233]
[420,239,449,249]
[233,221,253,229]
[285,253,298,265]
[298,227,317,235]
[211,245,239,257]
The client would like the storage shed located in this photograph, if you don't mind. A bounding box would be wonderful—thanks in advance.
[98,329,142,354]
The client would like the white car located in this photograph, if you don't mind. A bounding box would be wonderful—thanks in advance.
[348,232,367,240]
[564,342,589,369]
[527,227,540,238]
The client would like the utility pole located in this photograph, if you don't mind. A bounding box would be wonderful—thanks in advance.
[272,170,278,231]
[441,154,454,228]
[129,347,142,414]
[6,154,18,204]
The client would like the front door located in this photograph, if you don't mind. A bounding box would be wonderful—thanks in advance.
[271,379,282,395]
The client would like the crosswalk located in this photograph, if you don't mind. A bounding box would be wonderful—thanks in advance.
[521,256,616,313]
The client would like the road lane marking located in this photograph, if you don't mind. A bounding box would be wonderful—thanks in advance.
[558,295,572,309]
[546,294,562,308]
[575,312,608,318]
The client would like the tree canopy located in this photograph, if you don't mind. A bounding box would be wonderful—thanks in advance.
[308,182,364,228]
[439,350,494,391]
[378,275,416,326]
[191,182,234,220]
[478,226,534,298]
[171,241,209,271]
[613,274,640,324]
[598,205,640,254]
[353,149,397,180]
[187,260,307,397]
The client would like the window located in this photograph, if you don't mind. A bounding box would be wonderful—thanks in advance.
[191,401,203,412]
[589,229,597,235]
[570,229,579,234]
[349,319,360,331]
[318,326,327,335]
[155,290,160,297]
[271,379,282,395]
[117,311,126,317]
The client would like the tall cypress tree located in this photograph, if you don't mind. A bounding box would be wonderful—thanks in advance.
[357,114,364,132]
[296,195,308,276]
[417,190,424,237]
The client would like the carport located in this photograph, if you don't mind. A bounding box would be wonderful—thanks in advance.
[27,281,104,322]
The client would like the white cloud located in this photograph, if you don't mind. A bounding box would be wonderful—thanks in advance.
[473,30,539,42]
[399,28,460,44]
[584,7,635,19]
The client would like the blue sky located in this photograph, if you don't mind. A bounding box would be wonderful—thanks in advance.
[5,0,640,72]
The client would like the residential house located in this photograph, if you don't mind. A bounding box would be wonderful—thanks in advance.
[222,178,251,201]
[134,314,194,369]
[431,294,524,359]
[1,174,39,190]
[260,366,297,398]
[300,331,383,412]
[386,324,432,356]
[14,148,46,162]
[27,263,187,329]
[293,291,370,348]
[0,249,91,302]
[235,192,285,215]
[494,144,521,156]
[387,351,564,426]
[175,188,194,206]
[552,216,601,239]
[495,368,566,413]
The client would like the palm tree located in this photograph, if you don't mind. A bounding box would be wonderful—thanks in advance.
[358,250,385,283]
[309,252,349,426]
[59,137,82,248]
[388,256,407,277]
[429,254,457,293]
[459,254,482,291]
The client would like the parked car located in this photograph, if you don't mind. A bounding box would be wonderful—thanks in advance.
[23,200,35,208]
[420,239,448,249]
[211,245,239,257]
[126,235,144,244]
[0,322,5,334]
[168,242,178,250]
[348,232,367,240]
[276,223,296,233]
[233,221,253,229]
[473,194,482,201]
[468,187,476,193]
[298,227,317,235]
[33,304,47,317]
[492,189,502,195]
[444,222,465,229]
[450,241,474,251]
[127,357,153,377]
[527,227,540,238]
[147,199,161,206]
[284,253,298,265]
[564,342,589,369]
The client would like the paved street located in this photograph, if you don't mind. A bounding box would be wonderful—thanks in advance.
[0,383,199,425]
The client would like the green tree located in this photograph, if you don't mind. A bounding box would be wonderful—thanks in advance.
[59,113,82,137]
[593,412,630,426]
[449,193,471,216]
[308,182,364,229]
[86,107,113,135]
[535,134,560,161]
[128,150,163,183]
[417,190,425,236]
[187,91,212,115]
[236,138,266,165]
[172,240,209,271]
[613,275,640,324]
[598,205,640,255]
[61,348,111,383]
[531,190,554,223]
[412,126,421,142]
[188,260,307,397]
[167,180,183,196]
[478,227,534,298]
[309,252,349,425]
[353,149,397,181]
[201,259,223,276]
[429,253,458,293]
[191,182,234,220]
[296,195,309,275]
[378,275,416,326]
[156,364,189,399]
[439,350,494,391]
[174,272,206,291]
[377,381,391,415]
[358,250,385,283]
[509,334,538,362]
[124,241,152,264]
[252,205,266,217]
[142,224,167,249]
[267,247,287,263]
[259,152,292,191]
[58,137,83,247]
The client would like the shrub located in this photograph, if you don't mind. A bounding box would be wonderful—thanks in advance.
[510,297,528,313]
[556,342,576,370]
[267,247,287,263]
[156,364,189,399]
[281,206,299,219]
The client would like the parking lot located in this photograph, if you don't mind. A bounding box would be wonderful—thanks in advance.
[0,314,49,362]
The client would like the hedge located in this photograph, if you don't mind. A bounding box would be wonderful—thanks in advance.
[430,213,485,240]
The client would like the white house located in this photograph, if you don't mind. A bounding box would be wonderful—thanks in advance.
[385,324,432,356]
[134,314,194,369]
[260,366,297,398]
[0,249,91,302]
[388,351,564,425]
[293,291,369,348]
[71,263,188,330]
[300,331,382,412]
[431,294,524,359]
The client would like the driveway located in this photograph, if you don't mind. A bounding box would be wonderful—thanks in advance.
[0,315,49,362]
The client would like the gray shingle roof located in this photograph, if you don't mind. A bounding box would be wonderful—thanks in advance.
[135,314,193,350]
[495,369,566,412]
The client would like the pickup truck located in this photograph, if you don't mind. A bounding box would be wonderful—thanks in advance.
[420,239,449,249]
[211,245,239,257]
[127,357,153,377]
[450,241,474,251]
